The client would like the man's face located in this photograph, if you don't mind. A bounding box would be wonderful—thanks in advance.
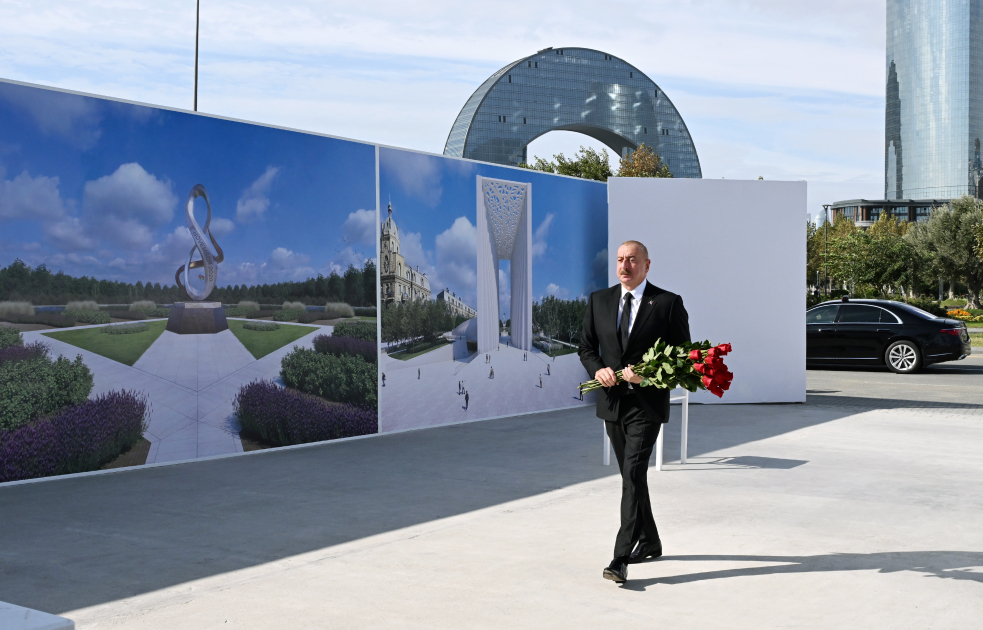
[617,244,650,290]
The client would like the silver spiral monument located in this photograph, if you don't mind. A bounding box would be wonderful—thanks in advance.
[166,184,229,334]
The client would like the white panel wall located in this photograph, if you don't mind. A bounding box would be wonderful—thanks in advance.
[607,178,806,404]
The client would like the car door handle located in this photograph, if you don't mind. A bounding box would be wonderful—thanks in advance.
[877,329,891,332]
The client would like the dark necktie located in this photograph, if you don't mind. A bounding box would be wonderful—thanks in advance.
[620,293,633,349]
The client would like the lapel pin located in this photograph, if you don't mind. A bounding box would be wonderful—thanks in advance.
[647,299,654,305]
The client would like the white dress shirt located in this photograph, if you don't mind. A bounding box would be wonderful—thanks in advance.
[617,282,646,338]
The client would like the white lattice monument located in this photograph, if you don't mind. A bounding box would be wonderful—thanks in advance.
[476,176,532,354]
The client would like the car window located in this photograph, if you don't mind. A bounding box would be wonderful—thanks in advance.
[838,305,881,323]
[806,305,839,324]
[894,303,939,320]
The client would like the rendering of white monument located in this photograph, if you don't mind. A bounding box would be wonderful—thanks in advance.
[476,176,532,353]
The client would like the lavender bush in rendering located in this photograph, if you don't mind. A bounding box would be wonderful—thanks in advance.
[234,380,377,447]
[0,390,149,483]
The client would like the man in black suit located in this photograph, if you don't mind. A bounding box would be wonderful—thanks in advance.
[579,240,691,583]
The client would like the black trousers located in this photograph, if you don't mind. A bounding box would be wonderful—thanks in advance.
[606,392,661,560]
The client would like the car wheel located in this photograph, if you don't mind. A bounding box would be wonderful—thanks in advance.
[886,340,921,374]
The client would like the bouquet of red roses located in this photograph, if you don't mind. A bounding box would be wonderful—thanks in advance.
[579,339,734,398]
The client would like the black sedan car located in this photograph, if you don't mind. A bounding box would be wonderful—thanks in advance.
[806,298,972,373]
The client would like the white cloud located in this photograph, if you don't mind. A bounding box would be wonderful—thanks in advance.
[545,283,569,298]
[532,213,554,258]
[268,246,310,270]
[0,170,67,220]
[342,208,376,246]
[44,217,95,251]
[236,166,279,222]
[434,216,477,294]
[82,162,177,250]
[209,217,235,237]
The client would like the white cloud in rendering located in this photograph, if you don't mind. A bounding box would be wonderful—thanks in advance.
[0,170,67,220]
[342,208,377,246]
[82,162,177,250]
[235,166,279,222]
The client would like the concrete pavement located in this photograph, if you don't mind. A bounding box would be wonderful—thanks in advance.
[1,358,982,628]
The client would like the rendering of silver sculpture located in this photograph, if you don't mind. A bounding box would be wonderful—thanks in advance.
[176,184,224,301]
[167,184,229,335]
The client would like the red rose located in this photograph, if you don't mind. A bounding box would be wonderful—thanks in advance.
[694,363,706,374]
[702,375,714,389]
[720,381,731,391]
[713,371,728,384]
[717,343,732,354]
[709,385,724,397]
[688,349,702,361]
[707,348,719,359]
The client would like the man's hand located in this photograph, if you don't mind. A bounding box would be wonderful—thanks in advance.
[595,367,617,388]
[622,364,642,384]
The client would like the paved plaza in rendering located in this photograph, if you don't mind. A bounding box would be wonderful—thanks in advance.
[2,358,982,629]
[20,321,325,463]
[380,338,591,432]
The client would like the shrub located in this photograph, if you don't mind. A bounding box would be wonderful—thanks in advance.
[0,327,22,350]
[283,301,306,311]
[324,302,355,319]
[243,321,280,331]
[332,321,376,342]
[899,297,947,317]
[129,300,157,311]
[64,309,111,325]
[273,309,305,322]
[313,334,377,363]
[0,390,149,483]
[280,347,377,407]
[0,342,49,365]
[0,301,34,317]
[237,300,260,311]
[102,323,149,334]
[353,307,377,317]
[66,300,100,311]
[297,311,329,324]
[246,310,278,320]
[0,312,76,327]
[0,353,94,431]
[234,380,376,447]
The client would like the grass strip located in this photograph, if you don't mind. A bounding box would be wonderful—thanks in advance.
[43,320,167,366]
[227,319,316,359]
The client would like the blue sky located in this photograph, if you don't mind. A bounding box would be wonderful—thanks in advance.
[380,148,607,312]
[0,1,886,225]
[0,80,377,288]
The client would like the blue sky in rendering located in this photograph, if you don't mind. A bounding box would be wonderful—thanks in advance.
[0,80,377,287]
[380,147,606,313]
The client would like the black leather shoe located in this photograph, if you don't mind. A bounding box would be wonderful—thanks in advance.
[628,540,663,563]
[602,558,628,583]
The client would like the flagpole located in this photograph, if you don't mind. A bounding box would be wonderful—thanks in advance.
[194,0,200,111]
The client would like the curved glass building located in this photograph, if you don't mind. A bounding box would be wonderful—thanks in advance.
[886,0,983,199]
[443,47,701,178]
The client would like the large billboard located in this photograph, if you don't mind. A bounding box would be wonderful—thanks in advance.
[0,79,611,484]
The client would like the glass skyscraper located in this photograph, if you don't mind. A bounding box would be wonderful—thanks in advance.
[444,47,701,178]
[886,0,983,200]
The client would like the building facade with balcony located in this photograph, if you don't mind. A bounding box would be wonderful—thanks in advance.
[436,288,476,320]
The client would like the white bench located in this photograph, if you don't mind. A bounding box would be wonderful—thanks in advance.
[603,387,689,471]
[0,601,74,630]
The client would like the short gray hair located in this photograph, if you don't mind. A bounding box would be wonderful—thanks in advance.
[619,240,649,260]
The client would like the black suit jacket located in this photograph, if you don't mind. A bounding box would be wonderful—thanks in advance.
[578,281,691,423]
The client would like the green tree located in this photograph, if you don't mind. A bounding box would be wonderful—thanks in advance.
[905,196,983,307]
[519,146,613,182]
